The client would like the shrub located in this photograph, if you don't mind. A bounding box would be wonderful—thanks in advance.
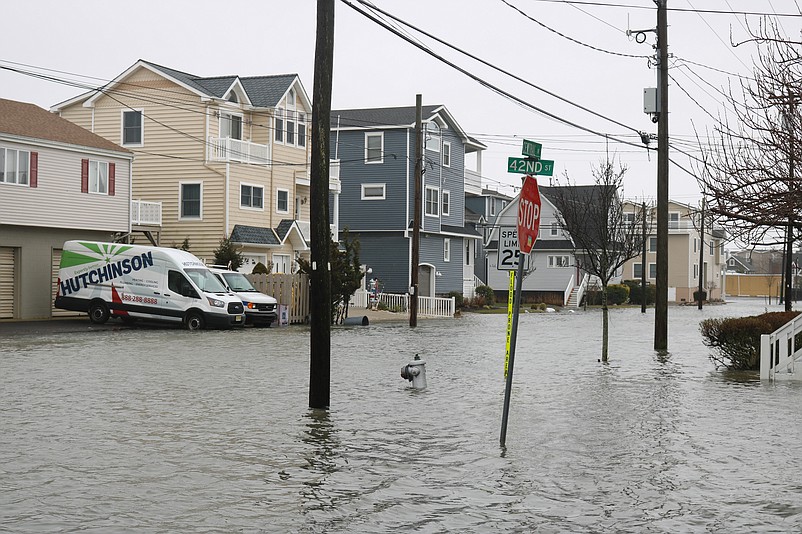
[606,284,630,305]
[699,312,801,371]
[475,285,495,305]
[693,290,708,302]
[213,237,244,271]
[623,280,655,305]
[252,261,272,275]
[448,291,464,308]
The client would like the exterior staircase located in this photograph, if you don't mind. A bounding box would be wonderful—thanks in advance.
[565,286,582,308]
[760,313,802,381]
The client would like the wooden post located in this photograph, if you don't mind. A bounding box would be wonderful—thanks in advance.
[410,95,422,327]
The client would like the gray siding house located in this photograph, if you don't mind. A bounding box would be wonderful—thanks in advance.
[330,105,484,297]
[0,98,133,320]
[465,188,513,284]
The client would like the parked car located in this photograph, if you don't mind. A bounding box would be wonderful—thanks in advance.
[208,266,278,327]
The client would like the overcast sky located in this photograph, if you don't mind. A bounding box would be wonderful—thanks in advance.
[2,0,799,203]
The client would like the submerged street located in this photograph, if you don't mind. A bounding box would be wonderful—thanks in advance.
[2,298,801,532]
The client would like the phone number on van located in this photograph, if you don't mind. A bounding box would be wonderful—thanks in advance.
[122,294,158,305]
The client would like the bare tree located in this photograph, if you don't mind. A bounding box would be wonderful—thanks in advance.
[694,18,802,311]
[545,159,645,362]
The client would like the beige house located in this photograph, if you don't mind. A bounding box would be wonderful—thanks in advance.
[0,98,133,319]
[53,60,313,273]
[622,200,726,302]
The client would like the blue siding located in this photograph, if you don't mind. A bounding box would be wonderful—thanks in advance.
[420,234,463,295]
[354,233,409,294]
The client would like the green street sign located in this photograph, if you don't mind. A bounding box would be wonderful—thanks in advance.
[507,157,554,176]
[522,139,542,159]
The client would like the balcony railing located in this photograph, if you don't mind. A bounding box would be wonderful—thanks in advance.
[131,200,162,226]
[464,168,482,195]
[208,137,270,165]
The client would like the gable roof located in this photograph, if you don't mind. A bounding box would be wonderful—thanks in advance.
[0,98,130,155]
[52,60,307,111]
[331,104,485,149]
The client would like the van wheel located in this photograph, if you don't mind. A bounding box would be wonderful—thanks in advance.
[184,311,205,331]
[88,301,110,324]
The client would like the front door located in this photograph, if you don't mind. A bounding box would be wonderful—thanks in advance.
[418,264,433,297]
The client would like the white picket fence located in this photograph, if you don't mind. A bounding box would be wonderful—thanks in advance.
[348,289,455,318]
[760,313,802,381]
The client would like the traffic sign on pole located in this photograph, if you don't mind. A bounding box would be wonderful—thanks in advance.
[517,175,542,255]
[507,157,554,176]
[521,139,542,159]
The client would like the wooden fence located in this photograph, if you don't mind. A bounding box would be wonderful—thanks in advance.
[246,273,309,324]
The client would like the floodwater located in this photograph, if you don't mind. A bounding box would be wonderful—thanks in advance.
[2,298,801,533]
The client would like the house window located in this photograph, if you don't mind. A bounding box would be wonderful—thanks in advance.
[122,110,143,146]
[275,110,284,143]
[276,188,289,213]
[728,258,736,267]
[465,240,472,266]
[489,199,496,217]
[444,238,451,262]
[426,122,440,152]
[425,186,439,216]
[624,212,636,226]
[709,240,714,256]
[694,263,699,279]
[297,112,306,148]
[180,182,202,219]
[550,222,559,237]
[273,253,291,274]
[220,113,243,140]
[669,212,680,229]
[0,147,30,185]
[240,184,263,209]
[649,237,657,252]
[365,133,383,163]
[442,190,450,217]
[693,238,698,253]
[649,263,657,278]
[634,263,643,278]
[89,161,108,194]
[443,142,451,167]
[286,111,295,145]
[361,183,386,200]
[548,255,570,268]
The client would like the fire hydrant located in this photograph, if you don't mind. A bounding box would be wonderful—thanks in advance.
[401,354,427,390]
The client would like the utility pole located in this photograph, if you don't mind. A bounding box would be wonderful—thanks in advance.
[410,95,422,327]
[698,198,705,310]
[654,0,669,350]
[309,0,334,410]
[785,98,796,312]
[641,201,648,314]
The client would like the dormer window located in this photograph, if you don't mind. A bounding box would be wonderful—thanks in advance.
[228,92,238,103]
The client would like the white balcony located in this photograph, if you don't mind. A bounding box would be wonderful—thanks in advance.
[208,137,270,165]
[131,200,161,226]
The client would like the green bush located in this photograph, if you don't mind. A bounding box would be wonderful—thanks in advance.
[700,311,801,371]
[623,280,655,305]
[448,291,464,308]
[606,284,630,305]
[693,290,708,302]
[475,285,494,305]
[252,261,272,275]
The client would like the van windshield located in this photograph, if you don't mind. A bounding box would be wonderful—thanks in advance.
[221,272,257,292]
[185,268,228,293]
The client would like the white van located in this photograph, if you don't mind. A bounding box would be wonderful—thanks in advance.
[54,240,245,330]
[208,266,278,327]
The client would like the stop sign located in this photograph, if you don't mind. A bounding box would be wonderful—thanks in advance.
[517,175,542,254]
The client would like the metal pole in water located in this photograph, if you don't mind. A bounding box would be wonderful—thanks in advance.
[500,255,525,447]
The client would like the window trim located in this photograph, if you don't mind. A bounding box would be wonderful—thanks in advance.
[297,112,306,148]
[550,222,559,237]
[634,262,643,279]
[121,109,144,147]
[240,182,264,210]
[274,109,284,143]
[361,183,386,200]
[88,160,109,195]
[276,188,290,214]
[444,238,451,262]
[547,255,570,268]
[425,186,440,217]
[649,236,657,253]
[179,181,203,220]
[0,147,30,186]
[649,262,657,279]
[442,141,451,167]
[220,111,244,140]
[442,189,450,217]
[365,132,384,164]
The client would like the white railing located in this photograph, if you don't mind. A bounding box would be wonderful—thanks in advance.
[563,274,576,306]
[464,168,482,195]
[131,200,161,226]
[346,291,456,318]
[576,273,590,306]
[207,137,270,165]
[760,314,802,381]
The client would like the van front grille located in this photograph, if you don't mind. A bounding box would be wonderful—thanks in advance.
[228,302,244,314]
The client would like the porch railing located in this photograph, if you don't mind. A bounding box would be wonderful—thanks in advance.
[208,137,270,165]
[131,199,162,226]
[347,290,455,318]
[760,313,802,380]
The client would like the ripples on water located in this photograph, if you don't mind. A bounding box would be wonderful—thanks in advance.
[2,299,802,533]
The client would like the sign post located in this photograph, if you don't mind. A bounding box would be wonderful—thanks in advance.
[500,171,543,448]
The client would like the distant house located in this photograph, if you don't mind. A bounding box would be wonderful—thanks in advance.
[483,185,592,306]
[330,105,485,297]
[621,200,726,302]
[0,98,133,320]
[53,59,318,273]
[465,188,513,284]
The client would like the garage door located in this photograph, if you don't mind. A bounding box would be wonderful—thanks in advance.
[52,249,81,317]
[0,247,16,319]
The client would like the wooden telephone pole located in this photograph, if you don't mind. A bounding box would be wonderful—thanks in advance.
[410,95,422,327]
[654,0,669,351]
[309,0,334,409]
